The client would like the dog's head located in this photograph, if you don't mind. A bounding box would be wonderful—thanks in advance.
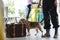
[19,19,27,23]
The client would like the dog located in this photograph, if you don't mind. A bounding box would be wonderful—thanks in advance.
[19,18,43,36]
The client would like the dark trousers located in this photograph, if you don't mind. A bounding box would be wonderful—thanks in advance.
[26,4,31,20]
[42,0,59,29]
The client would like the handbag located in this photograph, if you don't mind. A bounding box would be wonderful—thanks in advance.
[28,8,40,22]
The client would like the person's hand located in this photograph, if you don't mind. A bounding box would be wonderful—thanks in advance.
[54,0,57,6]
[38,0,41,8]
[38,5,40,8]
[38,3,41,8]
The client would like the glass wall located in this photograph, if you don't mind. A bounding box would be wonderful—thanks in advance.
[3,0,39,24]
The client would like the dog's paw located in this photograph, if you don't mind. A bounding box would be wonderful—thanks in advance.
[35,33,38,36]
[27,34,30,36]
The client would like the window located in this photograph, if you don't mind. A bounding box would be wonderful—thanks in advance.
[3,0,39,24]
[3,0,27,24]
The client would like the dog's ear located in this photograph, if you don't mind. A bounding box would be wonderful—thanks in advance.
[20,19,26,23]
[18,19,22,23]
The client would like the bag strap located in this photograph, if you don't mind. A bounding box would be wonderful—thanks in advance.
[21,22,24,36]
[13,23,15,37]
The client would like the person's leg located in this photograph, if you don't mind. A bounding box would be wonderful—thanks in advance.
[42,6,51,37]
[26,4,31,20]
[50,6,59,38]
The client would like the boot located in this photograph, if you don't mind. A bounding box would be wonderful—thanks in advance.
[42,29,50,37]
[54,28,58,38]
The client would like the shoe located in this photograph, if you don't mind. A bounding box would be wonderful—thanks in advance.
[42,33,50,37]
[54,34,58,38]
[42,29,50,37]
[54,28,58,38]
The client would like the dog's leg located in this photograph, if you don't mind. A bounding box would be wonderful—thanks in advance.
[35,27,39,36]
[37,23,42,32]
[37,23,43,36]
[26,23,30,36]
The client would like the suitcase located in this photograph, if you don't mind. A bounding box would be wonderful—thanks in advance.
[6,23,26,38]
